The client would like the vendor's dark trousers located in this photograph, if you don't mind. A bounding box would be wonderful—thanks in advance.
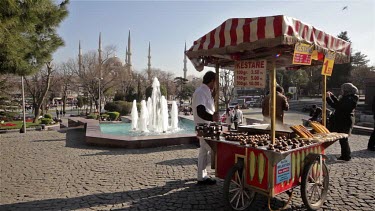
[368,128,375,150]
[234,122,238,130]
[339,137,351,159]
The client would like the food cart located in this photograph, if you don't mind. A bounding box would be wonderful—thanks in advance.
[186,15,351,210]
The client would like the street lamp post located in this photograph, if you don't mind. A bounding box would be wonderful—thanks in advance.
[95,77,103,116]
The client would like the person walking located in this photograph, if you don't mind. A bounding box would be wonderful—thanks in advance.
[262,85,289,124]
[233,105,243,130]
[192,71,219,185]
[56,109,59,119]
[327,83,359,161]
[367,96,375,151]
[225,108,233,131]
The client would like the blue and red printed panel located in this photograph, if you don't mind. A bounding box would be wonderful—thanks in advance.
[273,145,323,195]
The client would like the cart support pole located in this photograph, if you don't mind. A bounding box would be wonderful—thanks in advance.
[322,75,327,127]
[215,63,220,112]
[270,59,276,144]
[211,63,220,169]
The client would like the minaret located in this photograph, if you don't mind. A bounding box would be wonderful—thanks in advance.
[183,42,188,79]
[126,30,132,71]
[125,46,128,64]
[78,40,82,71]
[98,32,102,70]
[147,41,151,81]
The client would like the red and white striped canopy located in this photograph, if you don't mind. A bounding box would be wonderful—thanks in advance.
[186,15,351,71]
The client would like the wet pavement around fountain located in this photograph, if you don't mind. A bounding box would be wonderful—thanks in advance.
[1,129,374,211]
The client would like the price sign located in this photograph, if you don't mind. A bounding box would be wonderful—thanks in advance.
[234,60,266,88]
[292,43,313,65]
[321,51,335,76]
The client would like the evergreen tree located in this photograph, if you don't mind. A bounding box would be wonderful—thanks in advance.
[328,31,351,89]
[0,0,69,75]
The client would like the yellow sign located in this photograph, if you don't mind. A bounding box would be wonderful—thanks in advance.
[321,51,335,76]
[292,43,313,65]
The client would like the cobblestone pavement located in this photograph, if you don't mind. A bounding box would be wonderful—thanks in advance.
[0,130,374,211]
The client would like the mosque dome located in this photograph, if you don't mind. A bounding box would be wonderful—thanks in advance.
[105,56,123,67]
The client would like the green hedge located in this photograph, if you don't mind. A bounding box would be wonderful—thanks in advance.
[104,101,140,115]
[107,112,120,121]
[41,118,52,125]
[44,113,53,119]
[100,114,109,120]
[87,114,98,119]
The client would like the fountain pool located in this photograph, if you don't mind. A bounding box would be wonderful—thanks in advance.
[100,118,195,136]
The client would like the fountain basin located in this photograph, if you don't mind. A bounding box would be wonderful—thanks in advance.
[68,117,198,149]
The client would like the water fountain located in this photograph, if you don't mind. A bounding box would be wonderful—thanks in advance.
[83,77,197,148]
[129,77,179,133]
[131,100,138,130]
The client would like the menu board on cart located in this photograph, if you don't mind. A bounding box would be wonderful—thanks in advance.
[292,43,313,65]
[234,60,266,88]
[276,154,291,184]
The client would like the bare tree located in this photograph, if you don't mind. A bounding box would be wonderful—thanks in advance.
[219,69,235,109]
[72,47,124,112]
[25,62,55,123]
[57,60,75,113]
[140,68,176,100]
[0,74,20,99]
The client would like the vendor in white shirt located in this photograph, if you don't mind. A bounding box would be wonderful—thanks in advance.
[192,71,220,185]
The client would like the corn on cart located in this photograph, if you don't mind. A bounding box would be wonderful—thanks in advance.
[186,15,351,210]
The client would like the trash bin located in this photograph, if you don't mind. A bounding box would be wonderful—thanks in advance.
[41,124,46,130]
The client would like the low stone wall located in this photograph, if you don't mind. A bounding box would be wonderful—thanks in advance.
[68,117,198,149]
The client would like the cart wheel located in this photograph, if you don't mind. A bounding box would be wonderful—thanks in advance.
[223,162,256,211]
[301,158,329,211]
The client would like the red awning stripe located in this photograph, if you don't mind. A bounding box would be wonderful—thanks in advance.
[243,18,252,43]
[230,18,238,46]
[273,16,283,38]
[219,21,226,48]
[257,17,266,40]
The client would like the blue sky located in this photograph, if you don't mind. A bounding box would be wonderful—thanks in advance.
[53,0,375,78]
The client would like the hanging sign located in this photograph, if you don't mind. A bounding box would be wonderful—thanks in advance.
[292,43,313,65]
[321,51,336,76]
[234,60,266,88]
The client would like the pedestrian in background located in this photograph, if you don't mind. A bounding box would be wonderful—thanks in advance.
[327,83,359,161]
[233,105,243,130]
[56,109,59,119]
[225,108,233,131]
[262,85,289,124]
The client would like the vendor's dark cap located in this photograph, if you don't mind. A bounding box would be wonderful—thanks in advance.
[203,71,216,84]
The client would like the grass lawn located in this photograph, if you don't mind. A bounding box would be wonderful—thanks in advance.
[0,120,41,130]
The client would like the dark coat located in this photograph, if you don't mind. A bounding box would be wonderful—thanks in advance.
[327,94,359,135]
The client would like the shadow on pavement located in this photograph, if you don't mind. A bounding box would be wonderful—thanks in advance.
[156,158,197,166]
[30,138,66,142]
[326,148,375,163]
[0,178,304,211]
